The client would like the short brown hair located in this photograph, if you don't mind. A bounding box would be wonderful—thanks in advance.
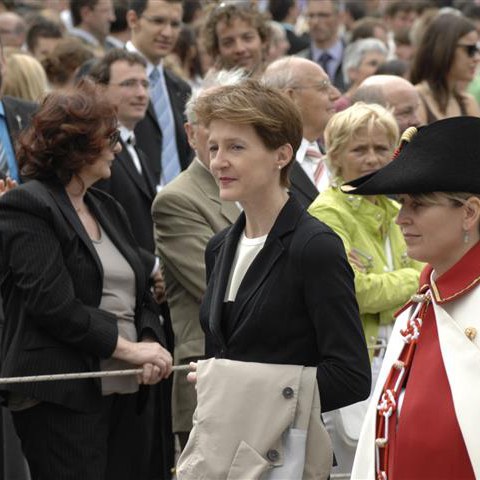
[18,80,117,185]
[194,79,302,188]
[42,38,94,87]
[202,3,270,59]
[88,48,146,84]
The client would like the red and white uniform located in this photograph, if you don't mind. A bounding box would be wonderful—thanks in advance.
[352,241,480,479]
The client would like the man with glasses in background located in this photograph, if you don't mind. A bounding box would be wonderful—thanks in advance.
[298,0,346,92]
[263,56,341,207]
[89,47,167,480]
[126,0,192,190]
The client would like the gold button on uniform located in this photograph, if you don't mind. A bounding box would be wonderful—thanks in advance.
[465,327,477,340]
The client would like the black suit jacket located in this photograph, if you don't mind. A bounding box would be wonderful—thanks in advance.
[134,69,193,185]
[297,46,345,92]
[0,179,163,412]
[285,28,310,55]
[200,196,371,413]
[289,161,319,208]
[95,138,157,256]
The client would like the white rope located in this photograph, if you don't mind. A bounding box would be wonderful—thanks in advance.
[0,364,190,385]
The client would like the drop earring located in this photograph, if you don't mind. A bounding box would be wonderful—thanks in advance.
[463,229,470,244]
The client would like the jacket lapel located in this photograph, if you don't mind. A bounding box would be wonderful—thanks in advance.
[86,192,147,307]
[208,215,245,349]
[45,181,104,277]
[116,140,153,200]
[229,198,301,337]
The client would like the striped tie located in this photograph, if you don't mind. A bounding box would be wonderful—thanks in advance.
[305,148,325,186]
[0,140,9,177]
[149,67,181,185]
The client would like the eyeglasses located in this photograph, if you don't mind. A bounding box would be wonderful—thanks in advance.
[457,43,480,58]
[110,78,150,89]
[141,14,181,29]
[107,130,121,149]
[292,79,333,92]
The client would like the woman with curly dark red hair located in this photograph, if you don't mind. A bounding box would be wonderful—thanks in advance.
[0,81,172,480]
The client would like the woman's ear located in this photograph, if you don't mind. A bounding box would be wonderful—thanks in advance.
[463,196,480,231]
[276,143,293,170]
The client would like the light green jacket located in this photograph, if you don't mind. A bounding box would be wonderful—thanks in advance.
[308,187,424,351]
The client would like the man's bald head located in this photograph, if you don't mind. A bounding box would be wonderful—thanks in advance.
[355,74,420,132]
[0,12,26,48]
[263,56,340,141]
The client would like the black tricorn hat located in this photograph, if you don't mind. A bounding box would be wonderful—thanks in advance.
[341,116,480,195]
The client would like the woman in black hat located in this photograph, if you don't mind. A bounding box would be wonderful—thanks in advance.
[349,116,480,480]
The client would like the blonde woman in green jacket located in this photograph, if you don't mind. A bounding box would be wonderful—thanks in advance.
[308,103,423,474]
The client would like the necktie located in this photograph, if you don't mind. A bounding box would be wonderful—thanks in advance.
[318,52,332,75]
[149,67,181,184]
[0,140,9,177]
[305,148,325,186]
[127,134,135,147]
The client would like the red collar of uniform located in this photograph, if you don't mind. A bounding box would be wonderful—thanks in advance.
[426,240,480,304]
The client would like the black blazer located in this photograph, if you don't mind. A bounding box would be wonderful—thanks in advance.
[95,138,157,256]
[289,161,319,208]
[134,69,193,185]
[200,196,371,413]
[0,179,163,412]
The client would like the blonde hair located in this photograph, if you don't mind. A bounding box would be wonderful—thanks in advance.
[324,102,399,178]
[3,53,48,102]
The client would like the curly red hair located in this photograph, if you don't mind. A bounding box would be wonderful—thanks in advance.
[18,80,118,185]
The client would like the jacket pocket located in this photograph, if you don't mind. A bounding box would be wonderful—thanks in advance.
[226,441,271,480]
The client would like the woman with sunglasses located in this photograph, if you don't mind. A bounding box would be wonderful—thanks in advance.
[347,116,480,479]
[410,12,480,124]
[0,81,172,480]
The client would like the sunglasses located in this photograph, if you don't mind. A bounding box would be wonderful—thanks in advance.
[108,129,121,149]
[457,43,480,58]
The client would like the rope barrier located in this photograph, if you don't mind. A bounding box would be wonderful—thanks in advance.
[0,343,386,385]
[0,364,190,385]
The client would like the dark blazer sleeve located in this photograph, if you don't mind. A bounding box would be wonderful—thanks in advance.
[299,229,371,411]
[0,187,118,358]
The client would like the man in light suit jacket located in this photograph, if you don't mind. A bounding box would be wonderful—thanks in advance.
[126,0,193,188]
[152,71,242,449]
[263,56,340,208]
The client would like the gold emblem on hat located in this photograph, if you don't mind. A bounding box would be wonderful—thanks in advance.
[465,327,477,341]
[400,126,418,144]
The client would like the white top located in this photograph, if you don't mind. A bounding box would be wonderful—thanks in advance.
[225,232,267,302]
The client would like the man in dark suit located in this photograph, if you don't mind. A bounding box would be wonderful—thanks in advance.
[297,0,346,92]
[90,48,157,254]
[0,34,36,480]
[89,48,175,480]
[125,0,192,188]
[263,56,340,207]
